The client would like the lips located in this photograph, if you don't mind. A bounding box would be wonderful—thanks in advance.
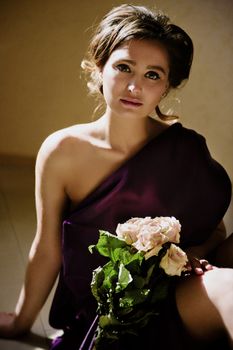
[120,98,143,107]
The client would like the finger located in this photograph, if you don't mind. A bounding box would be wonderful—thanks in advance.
[194,267,204,275]
[200,259,213,271]
[185,261,192,271]
[189,257,204,275]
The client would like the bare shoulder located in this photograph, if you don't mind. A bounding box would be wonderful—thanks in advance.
[36,122,98,168]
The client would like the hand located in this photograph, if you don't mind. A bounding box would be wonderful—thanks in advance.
[0,312,26,338]
[185,246,213,275]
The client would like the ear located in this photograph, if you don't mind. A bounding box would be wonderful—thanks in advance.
[98,66,103,74]
[98,70,103,83]
[161,90,168,99]
[162,85,171,99]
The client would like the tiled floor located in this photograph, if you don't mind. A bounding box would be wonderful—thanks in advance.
[0,162,62,350]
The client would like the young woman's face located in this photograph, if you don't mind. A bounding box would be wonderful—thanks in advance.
[101,39,170,119]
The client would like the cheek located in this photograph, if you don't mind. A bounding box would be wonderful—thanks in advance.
[103,74,125,97]
[146,83,167,102]
[102,78,119,106]
[146,89,162,106]
[102,73,113,96]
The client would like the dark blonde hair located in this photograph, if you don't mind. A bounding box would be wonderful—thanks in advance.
[82,4,193,121]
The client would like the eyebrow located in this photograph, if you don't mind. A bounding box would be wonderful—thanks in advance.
[119,59,168,75]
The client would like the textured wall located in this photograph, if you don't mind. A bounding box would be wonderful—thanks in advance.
[0,0,232,231]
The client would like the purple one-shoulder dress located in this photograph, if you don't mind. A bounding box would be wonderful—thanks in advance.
[49,123,232,350]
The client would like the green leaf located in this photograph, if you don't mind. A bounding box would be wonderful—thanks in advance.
[88,244,95,254]
[102,261,118,290]
[126,255,144,275]
[119,288,150,308]
[95,231,127,260]
[144,264,156,285]
[133,275,145,289]
[91,266,105,302]
[113,247,143,266]
[115,263,133,293]
[91,262,118,306]
[99,314,120,328]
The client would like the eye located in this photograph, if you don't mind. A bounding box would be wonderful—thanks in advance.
[145,71,160,80]
[115,64,131,73]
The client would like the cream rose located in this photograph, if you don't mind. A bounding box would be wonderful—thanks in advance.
[158,216,181,243]
[116,217,153,244]
[116,216,182,259]
[159,243,188,276]
[116,222,139,244]
[133,226,169,258]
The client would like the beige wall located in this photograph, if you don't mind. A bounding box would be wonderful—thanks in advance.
[0,0,232,232]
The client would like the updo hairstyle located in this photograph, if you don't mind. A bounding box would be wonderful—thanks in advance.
[82,4,193,121]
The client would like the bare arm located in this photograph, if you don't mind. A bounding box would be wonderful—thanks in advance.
[0,135,69,337]
[185,220,226,275]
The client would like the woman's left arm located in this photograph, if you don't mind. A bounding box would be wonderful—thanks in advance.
[185,220,226,275]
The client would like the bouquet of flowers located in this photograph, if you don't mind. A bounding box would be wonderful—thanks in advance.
[89,216,188,348]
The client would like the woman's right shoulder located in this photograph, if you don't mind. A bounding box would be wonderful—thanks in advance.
[36,123,96,170]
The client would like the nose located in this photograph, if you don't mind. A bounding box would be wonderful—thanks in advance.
[127,80,142,95]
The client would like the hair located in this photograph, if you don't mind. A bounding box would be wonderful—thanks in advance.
[81,4,193,121]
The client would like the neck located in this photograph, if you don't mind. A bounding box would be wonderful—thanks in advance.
[99,110,155,154]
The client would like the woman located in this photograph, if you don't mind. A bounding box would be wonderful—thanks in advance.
[0,4,232,349]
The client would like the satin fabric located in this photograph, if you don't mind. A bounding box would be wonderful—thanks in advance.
[49,123,232,349]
